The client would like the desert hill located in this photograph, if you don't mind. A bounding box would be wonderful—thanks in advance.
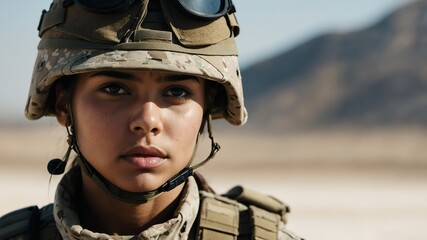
[242,0,427,132]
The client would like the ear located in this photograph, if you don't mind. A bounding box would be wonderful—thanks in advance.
[54,84,70,127]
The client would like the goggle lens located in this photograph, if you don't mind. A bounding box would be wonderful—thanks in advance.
[176,0,232,20]
[179,0,223,15]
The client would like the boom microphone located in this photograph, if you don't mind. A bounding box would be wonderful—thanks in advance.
[47,158,67,175]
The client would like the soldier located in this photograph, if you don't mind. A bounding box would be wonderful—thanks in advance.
[0,0,302,239]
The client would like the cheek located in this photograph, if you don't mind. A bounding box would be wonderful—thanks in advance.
[165,105,204,151]
[73,98,124,155]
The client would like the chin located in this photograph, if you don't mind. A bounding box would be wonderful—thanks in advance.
[118,174,167,193]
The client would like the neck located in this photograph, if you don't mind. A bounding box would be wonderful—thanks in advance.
[79,170,185,235]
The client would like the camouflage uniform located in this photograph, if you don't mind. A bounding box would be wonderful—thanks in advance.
[54,167,199,240]
[0,166,302,240]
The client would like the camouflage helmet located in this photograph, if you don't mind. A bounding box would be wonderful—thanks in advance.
[26,0,247,125]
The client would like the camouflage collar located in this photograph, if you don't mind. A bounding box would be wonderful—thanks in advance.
[53,167,200,240]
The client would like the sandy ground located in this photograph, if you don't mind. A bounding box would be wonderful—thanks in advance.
[1,125,427,240]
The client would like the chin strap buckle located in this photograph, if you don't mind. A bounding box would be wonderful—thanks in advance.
[159,167,194,192]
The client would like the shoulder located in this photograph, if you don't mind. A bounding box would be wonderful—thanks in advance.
[195,185,303,240]
[0,204,60,240]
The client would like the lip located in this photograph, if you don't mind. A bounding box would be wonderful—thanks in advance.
[121,146,167,169]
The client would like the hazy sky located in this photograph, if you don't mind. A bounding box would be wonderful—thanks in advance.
[0,0,411,122]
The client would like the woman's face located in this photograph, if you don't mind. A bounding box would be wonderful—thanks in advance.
[61,71,205,192]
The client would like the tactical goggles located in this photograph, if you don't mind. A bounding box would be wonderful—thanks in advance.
[74,0,234,19]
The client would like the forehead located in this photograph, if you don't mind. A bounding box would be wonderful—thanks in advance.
[76,70,202,82]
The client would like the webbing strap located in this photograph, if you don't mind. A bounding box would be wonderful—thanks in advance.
[250,206,280,240]
[197,192,239,240]
[226,13,240,37]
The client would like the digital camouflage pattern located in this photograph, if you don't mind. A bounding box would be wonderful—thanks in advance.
[0,167,303,240]
[52,167,302,240]
[26,49,246,125]
[55,168,301,240]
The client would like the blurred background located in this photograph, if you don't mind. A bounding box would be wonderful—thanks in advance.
[1,0,427,239]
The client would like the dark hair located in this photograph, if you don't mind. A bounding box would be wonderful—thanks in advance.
[205,80,227,117]
[45,75,77,117]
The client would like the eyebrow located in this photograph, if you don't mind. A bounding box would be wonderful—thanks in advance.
[164,74,200,83]
[87,71,200,83]
[87,71,137,81]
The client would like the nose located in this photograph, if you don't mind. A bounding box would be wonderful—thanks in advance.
[130,101,163,136]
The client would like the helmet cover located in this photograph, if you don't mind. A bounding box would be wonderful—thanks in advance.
[26,0,247,125]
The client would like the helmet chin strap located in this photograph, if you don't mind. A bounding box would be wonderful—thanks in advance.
[60,113,220,204]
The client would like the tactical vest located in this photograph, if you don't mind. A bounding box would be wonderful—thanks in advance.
[195,188,297,240]
[0,204,60,240]
[0,173,300,240]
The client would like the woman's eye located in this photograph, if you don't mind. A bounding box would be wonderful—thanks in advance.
[102,84,128,95]
[164,87,191,100]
